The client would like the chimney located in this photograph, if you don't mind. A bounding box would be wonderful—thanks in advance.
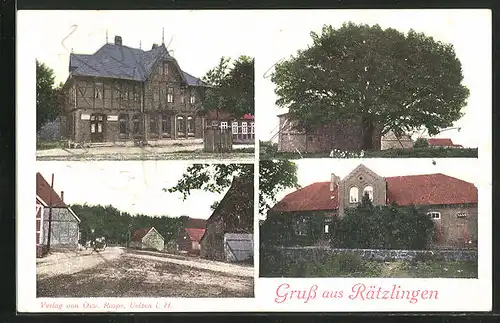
[60,191,64,202]
[114,36,122,46]
[330,173,340,192]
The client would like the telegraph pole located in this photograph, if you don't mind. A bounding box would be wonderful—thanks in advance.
[46,174,54,253]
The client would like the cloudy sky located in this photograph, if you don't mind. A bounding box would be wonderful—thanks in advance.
[36,161,228,218]
[273,158,487,204]
[254,9,491,149]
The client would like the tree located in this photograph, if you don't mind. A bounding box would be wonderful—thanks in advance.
[166,161,299,214]
[272,23,470,150]
[36,60,61,131]
[201,55,254,118]
[414,137,429,148]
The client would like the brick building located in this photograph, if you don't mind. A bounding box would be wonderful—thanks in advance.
[277,112,413,153]
[205,110,255,144]
[62,35,210,144]
[271,164,478,249]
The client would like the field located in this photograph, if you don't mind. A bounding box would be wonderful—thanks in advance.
[37,247,254,298]
[260,254,478,278]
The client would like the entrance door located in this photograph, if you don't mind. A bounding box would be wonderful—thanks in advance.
[90,114,105,142]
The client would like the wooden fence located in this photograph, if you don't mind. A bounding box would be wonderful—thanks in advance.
[204,127,233,153]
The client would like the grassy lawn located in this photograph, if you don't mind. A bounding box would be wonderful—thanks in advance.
[260,254,478,278]
[259,141,477,159]
[36,140,66,150]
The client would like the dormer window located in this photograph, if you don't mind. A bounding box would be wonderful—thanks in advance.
[427,211,441,220]
[363,186,374,201]
[349,187,359,203]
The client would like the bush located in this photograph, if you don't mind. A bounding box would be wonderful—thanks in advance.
[332,204,435,250]
[414,137,429,148]
[259,140,278,155]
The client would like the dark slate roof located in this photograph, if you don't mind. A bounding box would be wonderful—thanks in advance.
[69,43,208,86]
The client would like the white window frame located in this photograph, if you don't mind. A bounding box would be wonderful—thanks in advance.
[250,122,255,134]
[220,121,228,130]
[242,122,248,134]
[349,187,359,203]
[167,88,174,103]
[324,224,329,234]
[190,95,196,104]
[456,212,468,218]
[427,211,441,220]
[363,186,374,202]
[232,121,239,134]
[94,83,103,99]
[211,120,219,127]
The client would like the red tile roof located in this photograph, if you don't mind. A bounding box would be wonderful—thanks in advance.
[272,174,477,213]
[185,228,206,242]
[272,182,339,212]
[130,227,153,242]
[36,173,66,207]
[427,138,454,146]
[385,174,478,206]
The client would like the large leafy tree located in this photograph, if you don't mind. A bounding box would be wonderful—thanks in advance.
[166,161,299,214]
[272,23,470,150]
[36,60,61,131]
[201,55,254,118]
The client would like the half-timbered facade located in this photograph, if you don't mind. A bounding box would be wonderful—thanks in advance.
[62,36,210,144]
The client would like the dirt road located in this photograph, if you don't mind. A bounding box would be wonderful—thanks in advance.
[36,145,254,161]
[37,247,254,298]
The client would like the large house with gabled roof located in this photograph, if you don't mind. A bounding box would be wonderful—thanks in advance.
[62,35,210,144]
[270,164,478,249]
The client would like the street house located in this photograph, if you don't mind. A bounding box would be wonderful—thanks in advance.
[130,227,165,252]
[62,35,210,145]
[271,164,478,249]
[200,176,254,262]
[205,110,255,144]
[426,138,464,148]
[36,173,81,257]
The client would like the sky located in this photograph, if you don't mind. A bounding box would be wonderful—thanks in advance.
[253,9,491,149]
[272,158,486,208]
[36,161,228,219]
[23,10,257,85]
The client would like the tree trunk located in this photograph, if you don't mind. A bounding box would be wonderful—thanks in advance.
[360,117,375,151]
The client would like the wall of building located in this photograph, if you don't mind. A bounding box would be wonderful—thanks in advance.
[200,218,226,261]
[269,246,478,263]
[277,115,382,153]
[42,207,79,248]
[141,229,164,251]
[381,131,414,150]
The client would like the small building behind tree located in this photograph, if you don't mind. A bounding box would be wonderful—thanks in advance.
[130,227,165,252]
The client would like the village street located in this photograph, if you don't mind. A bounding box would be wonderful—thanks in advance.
[36,144,254,161]
[37,247,254,298]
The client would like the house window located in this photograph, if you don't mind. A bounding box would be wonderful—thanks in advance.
[119,113,129,134]
[167,88,174,103]
[211,120,219,127]
[187,116,195,136]
[153,86,159,102]
[128,89,134,101]
[250,122,255,134]
[363,186,374,201]
[349,187,359,203]
[457,212,468,218]
[242,122,248,134]
[220,121,228,130]
[132,114,142,134]
[161,114,171,135]
[295,217,308,236]
[177,116,185,134]
[121,86,127,100]
[232,121,239,134]
[134,91,140,101]
[158,63,163,75]
[180,89,185,104]
[324,224,329,233]
[190,94,196,104]
[94,82,103,99]
[164,63,169,75]
[427,212,441,220]
[149,114,158,135]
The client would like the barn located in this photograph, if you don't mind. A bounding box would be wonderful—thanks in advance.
[36,173,81,257]
[130,227,165,252]
[200,176,254,262]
